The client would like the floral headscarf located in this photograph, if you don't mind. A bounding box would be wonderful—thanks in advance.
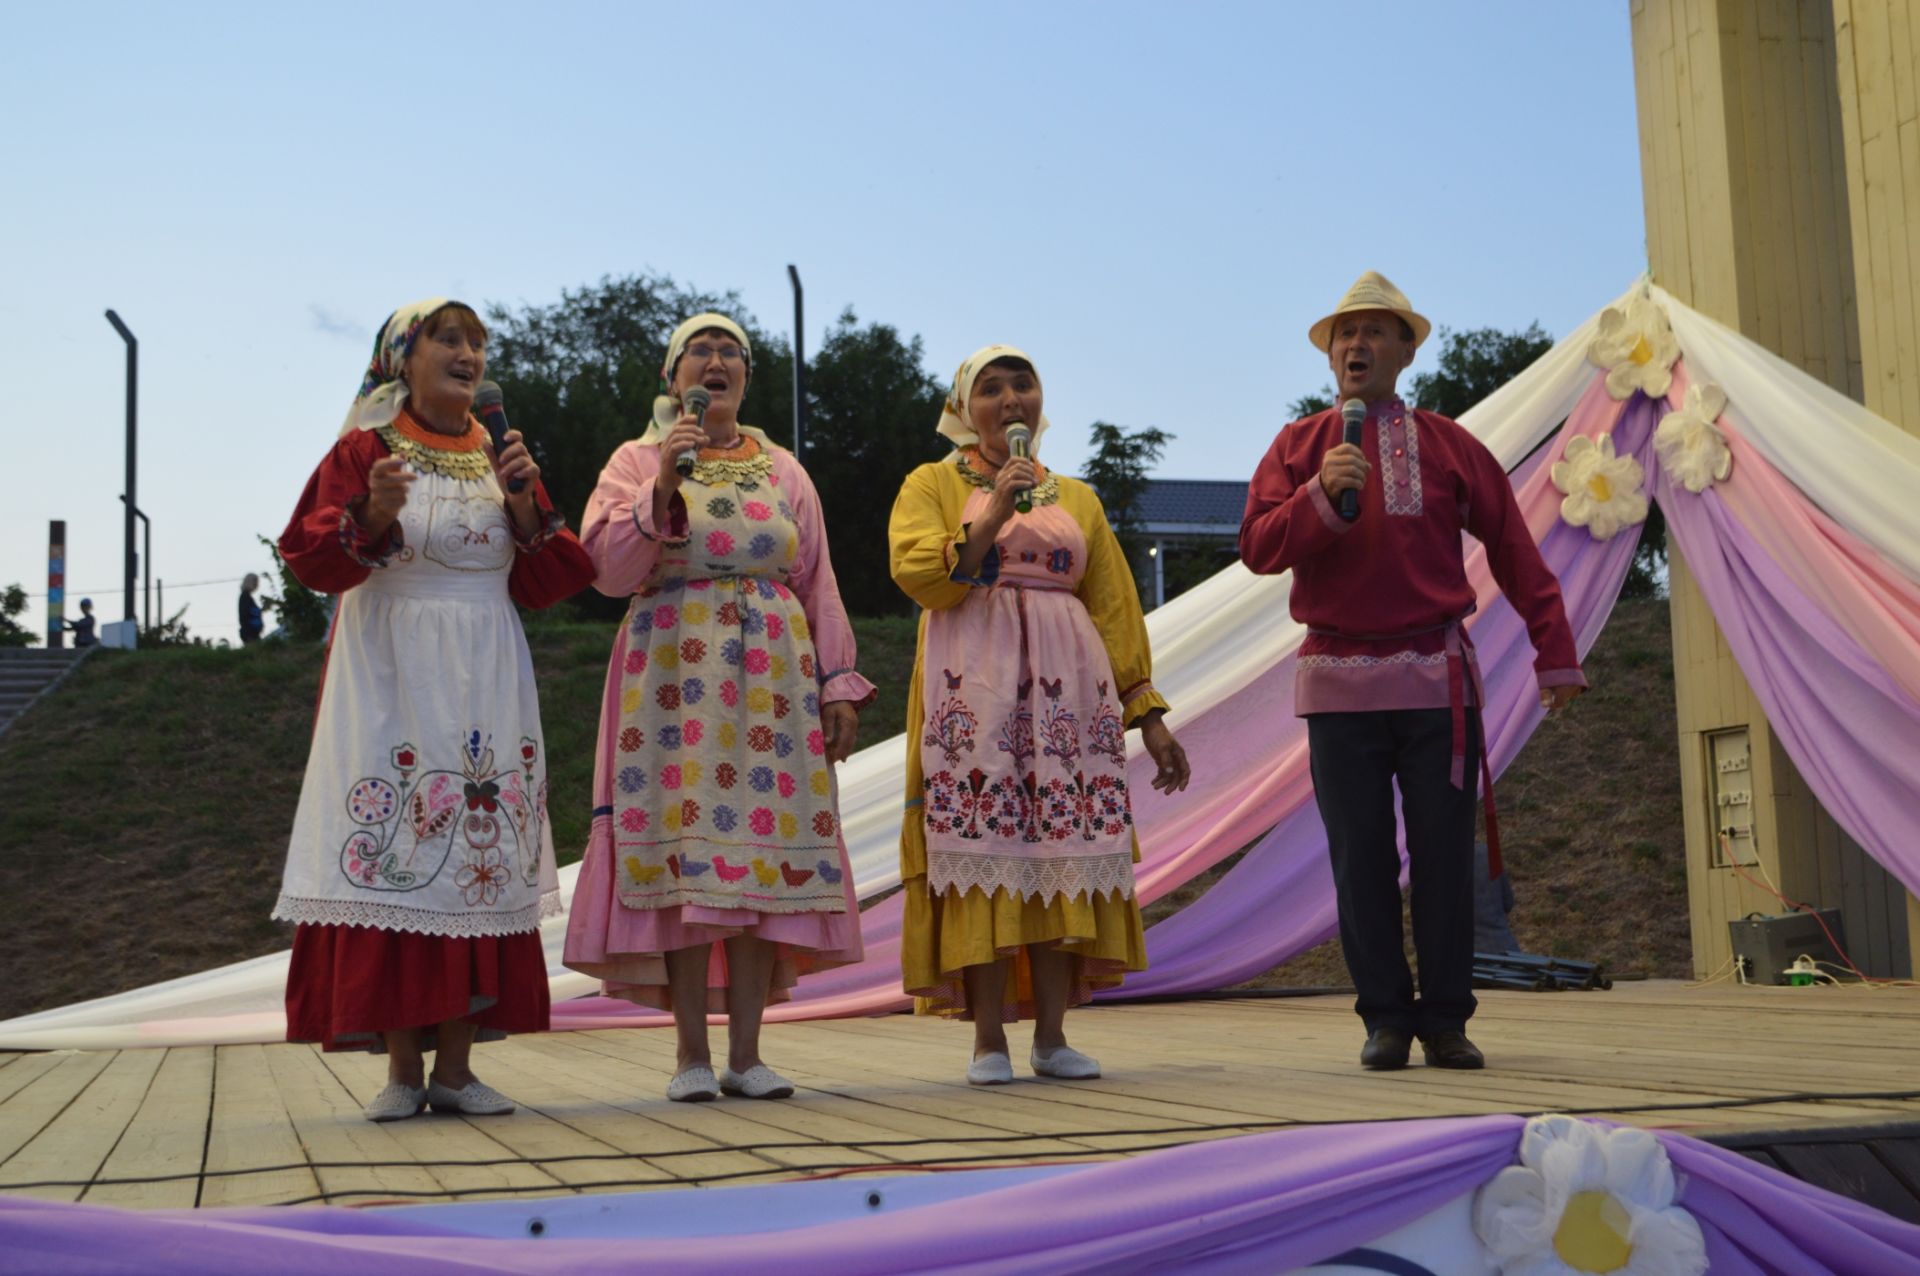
[936,344,1051,454]
[644,312,756,443]
[338,297,470,437]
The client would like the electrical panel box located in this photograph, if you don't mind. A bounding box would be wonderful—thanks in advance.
[1706,727,1755,867]
[1727,909,1846,985]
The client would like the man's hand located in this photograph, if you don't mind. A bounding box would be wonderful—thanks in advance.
[1319,442,1370,502]
[1540,683,1584,713]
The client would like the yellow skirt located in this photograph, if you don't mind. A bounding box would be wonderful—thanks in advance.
[900,863,1148,1021]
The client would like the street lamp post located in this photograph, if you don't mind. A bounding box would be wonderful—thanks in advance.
[787,265,806,464]
[105,310,138,625]
[118,496,151,631]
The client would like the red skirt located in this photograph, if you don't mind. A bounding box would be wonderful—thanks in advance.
[286,924,551,1053]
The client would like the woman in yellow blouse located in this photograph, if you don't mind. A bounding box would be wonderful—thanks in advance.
[889,345,1190,1085]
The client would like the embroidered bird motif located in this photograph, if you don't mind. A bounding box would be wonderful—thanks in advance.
[816,859,844,884]
[679,858,713,878]
[750,858,781,887]
[1040,676,1063,699]
[780,861,815,887]
[1097,679,1108,697]
[624,857,665,885]
[713,856,752,882]
[943,668,963,689]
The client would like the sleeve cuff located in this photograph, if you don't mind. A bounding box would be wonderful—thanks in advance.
[1121,681,1170,727]
[819,669,879,712]
[339,498,404,568]
[1536,667,1588,690]
[943,523,1001,586]
[513,506,567,553]
[633,483,690,546]
[1308,481,1356,534]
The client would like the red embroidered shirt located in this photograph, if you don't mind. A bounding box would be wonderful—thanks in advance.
[1239,398,1585,717]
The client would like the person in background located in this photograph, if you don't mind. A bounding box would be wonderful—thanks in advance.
[1239,271,1585,1072]
[238,573,265,644]
[272,297,594,1121]
[64,598,97,647]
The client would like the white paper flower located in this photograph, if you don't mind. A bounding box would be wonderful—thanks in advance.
[1654,382,1734,493]
[1474,1117,1706,1276]
[1587,294,1680,401]
[1552,434,1649,541]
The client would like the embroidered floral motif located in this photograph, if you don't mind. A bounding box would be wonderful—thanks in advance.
[925,693,978,767]
[1379,410,1424,517]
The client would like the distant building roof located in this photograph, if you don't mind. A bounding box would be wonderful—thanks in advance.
[1136,478,1249,537]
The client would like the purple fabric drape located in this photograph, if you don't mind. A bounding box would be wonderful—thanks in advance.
[6,1116,1916,1273]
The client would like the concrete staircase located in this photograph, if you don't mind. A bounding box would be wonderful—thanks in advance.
[0,647,93,738]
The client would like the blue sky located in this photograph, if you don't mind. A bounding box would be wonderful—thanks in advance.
[2,1,1645,643]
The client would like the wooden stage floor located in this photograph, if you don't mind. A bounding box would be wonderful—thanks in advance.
[3,981,1917,1211]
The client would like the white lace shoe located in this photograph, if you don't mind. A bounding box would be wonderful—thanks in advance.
[667,1065,721,1102]
[967,1051,1014,1085]
[718,1065,795,1100]
[364,1083,426,1122]
[426,1076,515,1115]
[1030,1045,1101,1079]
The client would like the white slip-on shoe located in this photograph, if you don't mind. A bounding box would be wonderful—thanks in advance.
[718,1065,796,1100]
[667,1065,721,1102]
[967,1051,1014,1085]
[364,1082,427,1122]
[426,1076,515,1115]
[1030,1046,1101,1080]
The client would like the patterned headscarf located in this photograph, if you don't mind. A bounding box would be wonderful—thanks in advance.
[936,344,1051,454]
[338,297,471,437]
[644,312,755,443]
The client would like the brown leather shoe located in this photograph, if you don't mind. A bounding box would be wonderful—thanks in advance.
[1420,1030,1485,1069]
[1360,1027,1412,1070]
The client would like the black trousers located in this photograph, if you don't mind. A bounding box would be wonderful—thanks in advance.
[1307,708,1480,1037]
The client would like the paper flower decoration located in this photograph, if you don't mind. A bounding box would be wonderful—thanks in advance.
[1553,434,1649,541]
[1587,293,1680,401]
[1474,1116,1706,1276]
[1654,382,1734,494]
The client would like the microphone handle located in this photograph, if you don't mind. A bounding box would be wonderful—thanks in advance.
[1015,487,1032,515]
[1338,421,1363,522]
[675,403,708,479]
[480,406,527,494]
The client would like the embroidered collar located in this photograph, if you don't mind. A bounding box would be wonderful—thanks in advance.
[689,433,775,486]
[378,408,493,479]
[953,450,1061,507]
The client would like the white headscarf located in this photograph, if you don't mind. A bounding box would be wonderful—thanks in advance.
[936,344,1051,454]
[338,297,470,437]
[642,312,767,445]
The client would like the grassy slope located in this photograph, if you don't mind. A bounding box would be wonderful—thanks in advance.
[0,601,1686,1021]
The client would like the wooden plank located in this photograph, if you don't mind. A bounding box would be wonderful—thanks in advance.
[82,1047,212,1209]
[199,1045,320,1208]
[1772,1142,1920,1223]
[1897,115,1920,434]
[0,1049,161,1202]
[0,1052,114,1166]
[0,1055,64,1108]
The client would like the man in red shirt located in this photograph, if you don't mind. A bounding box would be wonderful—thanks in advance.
[1239,272,1586,1071]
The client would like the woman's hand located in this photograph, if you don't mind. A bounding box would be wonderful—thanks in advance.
[655,412,708,498]
[359,456,415,539]
[492,428,542,535]
[1139,710,1190,793]
[821,700,859,765]
[984,455,1039,526]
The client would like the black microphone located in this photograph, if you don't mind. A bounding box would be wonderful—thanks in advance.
[1005,422,1033,514]
[1338,397,1366,522]
[473,381,525,494]
[676,386,711,479]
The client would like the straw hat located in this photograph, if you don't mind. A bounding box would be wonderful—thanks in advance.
[1308,270,1432,352]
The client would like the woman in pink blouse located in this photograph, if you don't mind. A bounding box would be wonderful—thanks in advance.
[563,314,872,1102]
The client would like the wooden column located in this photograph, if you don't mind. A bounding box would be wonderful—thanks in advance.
[1631,0,1915,978]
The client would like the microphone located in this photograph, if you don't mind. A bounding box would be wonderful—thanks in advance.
[676,386,712,479]
[1005,422,1033,514]
[473,381,525,494]
[1338,398,1366,522]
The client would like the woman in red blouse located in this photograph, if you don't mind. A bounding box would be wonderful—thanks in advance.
[273,298,594,1121]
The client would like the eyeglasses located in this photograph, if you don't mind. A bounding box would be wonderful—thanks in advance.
[684,343,745,363]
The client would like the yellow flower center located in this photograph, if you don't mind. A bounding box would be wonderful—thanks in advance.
[1553,1190,1635,1272]
[1587,473,1614,503]
[1628,334,1654,366]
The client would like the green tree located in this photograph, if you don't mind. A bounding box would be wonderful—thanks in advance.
[1409,324,1555,418]
[1289,388,1335,419]
[1081,422,1173,594]
[798,309,950,616]
[257,535,331,642]
[0,583,33,647]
